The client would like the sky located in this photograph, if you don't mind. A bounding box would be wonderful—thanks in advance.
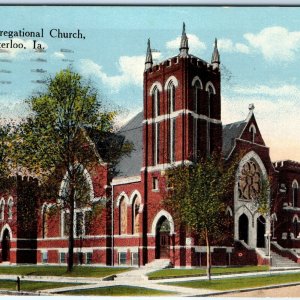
[0,6,300,161]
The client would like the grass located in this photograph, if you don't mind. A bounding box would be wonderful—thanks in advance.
[148,265,269,280]
[164,272,300,291]
[0,266,130,278]
[0,279,81,292]
[63,285,175,296]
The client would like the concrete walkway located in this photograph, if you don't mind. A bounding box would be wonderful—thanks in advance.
[2,266,300,297]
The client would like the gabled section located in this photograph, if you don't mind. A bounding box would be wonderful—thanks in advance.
[239,105,266,146]
[223,104,266,159]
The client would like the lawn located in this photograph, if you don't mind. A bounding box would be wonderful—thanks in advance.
[63,285,175,296]
[0,279,81,292]
[0,266,130,278]
[148,265,269,279]
[164,272,300,291]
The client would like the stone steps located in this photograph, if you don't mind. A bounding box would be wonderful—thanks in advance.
[271,251,299,268]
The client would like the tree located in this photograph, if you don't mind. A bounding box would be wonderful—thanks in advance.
[15,68,130,271]
[164,154,237,280]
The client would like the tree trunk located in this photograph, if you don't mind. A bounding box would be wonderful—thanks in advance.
[67,185,75,272]
[205,228,211,281]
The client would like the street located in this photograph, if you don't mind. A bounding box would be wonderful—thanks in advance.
[216,285,300,297]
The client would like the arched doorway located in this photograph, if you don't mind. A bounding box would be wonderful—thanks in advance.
[2,229,10,262]
[238,214,249,244]
[257,216,266,248]
[155,217,170,259]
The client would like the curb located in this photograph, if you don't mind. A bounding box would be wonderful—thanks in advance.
[194,281,300,297]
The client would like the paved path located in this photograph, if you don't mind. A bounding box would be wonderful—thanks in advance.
[2,267,300,296]
[215,285,300,297]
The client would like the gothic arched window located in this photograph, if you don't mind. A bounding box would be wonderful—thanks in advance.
[7,198,13,220]
[152,87,160,118]
[292,180,299,207]
[193,80,201,114]
[238,160,261,201]
[132,196,141,235]
[119,197,127,235]
[153,122,159,166]
[167,82,176,113]
[42,205,49,239]
[0,199,4,220]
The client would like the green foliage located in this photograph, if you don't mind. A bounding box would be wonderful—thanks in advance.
[147,266,269,280]
[165,272,300,291]
[164,153,238,280]
[0,279,81,292]
[0,122,20,191]
[63,285,174,296]
[0,266,130,278]
[12,68,131,271]
[164,153,236,240]
[254,175,271,217]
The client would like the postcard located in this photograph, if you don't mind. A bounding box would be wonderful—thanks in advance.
[0,5,300,298]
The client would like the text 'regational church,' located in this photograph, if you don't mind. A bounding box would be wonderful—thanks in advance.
[1,23,300,268]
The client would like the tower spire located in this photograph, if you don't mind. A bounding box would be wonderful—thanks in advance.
[145,38,153,71]
[211,38,220,70]
[179,22,189,57]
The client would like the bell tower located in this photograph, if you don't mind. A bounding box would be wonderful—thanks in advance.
[143,23,222,170]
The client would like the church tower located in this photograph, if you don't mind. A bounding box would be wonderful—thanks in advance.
[143,23,222,171]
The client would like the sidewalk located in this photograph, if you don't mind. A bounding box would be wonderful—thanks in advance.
[2,267,300,297]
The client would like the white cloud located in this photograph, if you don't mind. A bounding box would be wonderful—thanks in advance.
[166,34,206,54]
[222,83,300,161]
[53,51,65,59]
[218,39,250,54]
[244,26,300,62]
[80,56,145,92]
[232,84,300,98]
[0,38,48,58]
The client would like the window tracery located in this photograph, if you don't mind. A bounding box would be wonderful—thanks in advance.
[238,160,261,200]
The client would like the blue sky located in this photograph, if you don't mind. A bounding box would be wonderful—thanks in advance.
[0,6,300,161]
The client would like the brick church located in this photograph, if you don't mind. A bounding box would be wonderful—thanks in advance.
[1,23,300,267]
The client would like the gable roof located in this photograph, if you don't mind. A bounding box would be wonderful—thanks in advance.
[114,111,143,178]
[222,120,247,158]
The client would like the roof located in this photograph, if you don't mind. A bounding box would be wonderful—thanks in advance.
[222,120,247,158]
[114,111,143,178]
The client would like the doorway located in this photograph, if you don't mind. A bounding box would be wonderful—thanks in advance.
[2,229,10,262]
[257,216,266,248]
[155,217,170,259]
[238,214,249,244]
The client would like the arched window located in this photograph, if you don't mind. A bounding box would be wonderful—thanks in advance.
[119,197,127,235]
[249,124,256,143]
[293,218,299,238]
[168,118,176,163]
[153,122,159,166]
[152,87,160,118]
[63,211,70,237]
[238,160,261,200]
[132,196,141,234]
[42,205,49,239]
[0,199,5,220]
[193,80,202,160]
[206,84,215,155]
[193,80,202,114]
[167,82,176,113]
[7,198,13,220]
[292,180,299,207]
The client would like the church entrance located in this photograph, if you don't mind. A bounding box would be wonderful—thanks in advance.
[238,214,249,244]
[257,216,266,248]
[1,229,10,262]
[155,217,170,259]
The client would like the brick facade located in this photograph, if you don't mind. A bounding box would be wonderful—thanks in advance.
[0,24,299,267]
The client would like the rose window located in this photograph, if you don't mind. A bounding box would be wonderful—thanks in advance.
[238,161,261,200]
